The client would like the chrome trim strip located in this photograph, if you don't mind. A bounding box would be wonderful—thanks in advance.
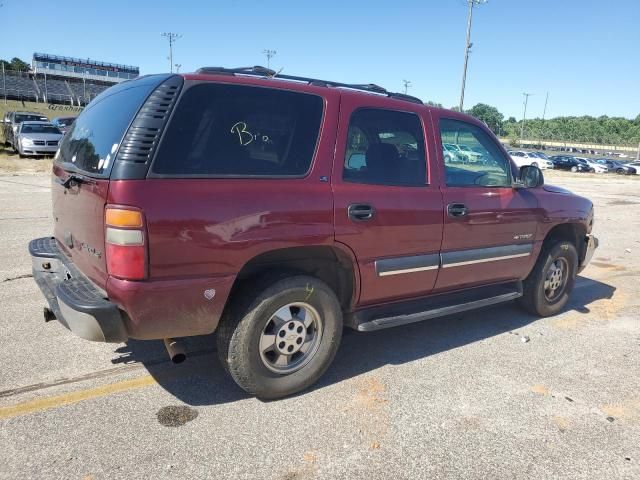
[442,252,531,268]
[378,265,440,277]
[376,253,440,277]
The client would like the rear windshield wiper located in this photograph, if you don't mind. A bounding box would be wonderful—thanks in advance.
[57,174,93,189]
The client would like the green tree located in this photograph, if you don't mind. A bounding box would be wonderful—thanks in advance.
[9,57,30,72]
[467,103,504,135]
[426,100,443,108]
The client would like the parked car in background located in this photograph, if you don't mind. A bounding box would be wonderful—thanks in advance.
[575,157,608,173]
[442,143,461,163]
[550,155,590,172]
[529,152,555,169]
[15,122,64,157]
[622,161,640,174]
[2,111,49,150]
[28,67,597,399]
[508,150,553,169]
[51,116,77,135]
[595,159,637,175]
[444,143,483,163]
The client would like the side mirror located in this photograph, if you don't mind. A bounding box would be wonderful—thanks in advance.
[516,165,544,188]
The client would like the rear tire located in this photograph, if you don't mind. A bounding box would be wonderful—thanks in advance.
[570,166,578,172]
[216,275,343,399]
[519,241,578,317]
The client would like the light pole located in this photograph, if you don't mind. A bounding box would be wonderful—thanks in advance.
[521,92,533,142]
[161,32,182,73]
[459,0,487,112]
[2,62,6,105]
[262,49,276,69]
[402,79,412,95]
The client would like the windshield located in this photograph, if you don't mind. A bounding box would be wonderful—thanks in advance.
[21,124,61,134]
[15,114,47,123]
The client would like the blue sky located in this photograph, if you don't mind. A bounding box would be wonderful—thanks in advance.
[1,0,638,119]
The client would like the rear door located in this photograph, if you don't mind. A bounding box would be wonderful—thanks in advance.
[432,114,540,292]
[52,76,168,288]
[333,96,444,306]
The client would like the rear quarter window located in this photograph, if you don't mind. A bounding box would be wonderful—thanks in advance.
[55,79,160,177]
[152,83,324,177]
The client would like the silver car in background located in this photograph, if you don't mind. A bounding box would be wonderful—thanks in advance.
[15,121,64,158]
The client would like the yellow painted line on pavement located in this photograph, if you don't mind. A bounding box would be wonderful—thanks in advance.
[0,375,157,420]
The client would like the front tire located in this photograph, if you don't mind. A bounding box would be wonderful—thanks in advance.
[570,166,578,172]
[217,275,343,399]
[519,241,578,317]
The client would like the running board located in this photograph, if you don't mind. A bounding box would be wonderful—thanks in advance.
[350,281,523,332]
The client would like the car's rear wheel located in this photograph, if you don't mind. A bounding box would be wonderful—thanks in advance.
[616,168,625,175]
[570,166,578,172]
[589,168,595,173]
[519,241,578,317]
[217,275,343,399]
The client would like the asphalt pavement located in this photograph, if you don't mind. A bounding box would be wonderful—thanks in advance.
[1,170,638,480]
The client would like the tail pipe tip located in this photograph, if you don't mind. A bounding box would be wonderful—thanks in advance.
[163,338,186,364]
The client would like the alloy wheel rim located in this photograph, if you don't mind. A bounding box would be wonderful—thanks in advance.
[543,257,569,302]
[259,302,323,374]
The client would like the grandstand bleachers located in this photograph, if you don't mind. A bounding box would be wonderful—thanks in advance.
[2,69,112,105]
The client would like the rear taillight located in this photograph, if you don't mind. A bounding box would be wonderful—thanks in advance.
[105,207,147,280]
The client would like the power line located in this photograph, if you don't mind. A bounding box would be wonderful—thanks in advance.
[161,32,182,73]
[521,92,534,141]
[402,79,412,95]
[459,0,487,112]
[262,49,276,69]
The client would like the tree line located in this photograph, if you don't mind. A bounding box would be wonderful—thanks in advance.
[460,103,640,147]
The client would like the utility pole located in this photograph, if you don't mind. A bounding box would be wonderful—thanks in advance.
[2,62,5,104]
[402,79,412,95]
[161,32,182,73]
[459,0,487,112]
[540,91,549,146]
[521,92,533,142]
[262,49,276,69]
[174,64,182,73]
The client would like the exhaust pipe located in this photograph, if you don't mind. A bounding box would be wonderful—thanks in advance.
[163,338,186,364]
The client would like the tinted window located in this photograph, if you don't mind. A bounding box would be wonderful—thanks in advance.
[439,118,512,187]
[343,108,426,186]
[56,82,156,176]
[21,124,61,134]
[153,84,323,177]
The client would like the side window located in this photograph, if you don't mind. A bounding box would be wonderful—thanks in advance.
[439,118,512,187]
[153,84,324,177]
[343,108,426,186]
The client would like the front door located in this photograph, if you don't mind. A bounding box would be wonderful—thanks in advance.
[333,98,444,306]
[432,114,540,292]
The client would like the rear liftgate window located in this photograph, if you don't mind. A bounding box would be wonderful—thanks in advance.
[152,83,324,176]
[56,82,159,176]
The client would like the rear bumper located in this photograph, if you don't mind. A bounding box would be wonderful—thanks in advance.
[29,237,127,343]
[578,234,598,273]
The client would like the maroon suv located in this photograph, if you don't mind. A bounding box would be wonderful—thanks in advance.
[29,67,598,399]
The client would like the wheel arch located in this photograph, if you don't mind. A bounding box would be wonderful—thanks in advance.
[231,245,358,310]
[542,223,587,263]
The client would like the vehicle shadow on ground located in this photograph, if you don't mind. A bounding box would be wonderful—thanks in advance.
[111,275,615,406]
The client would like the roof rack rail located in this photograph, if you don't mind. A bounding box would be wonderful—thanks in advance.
[194,66,423,105]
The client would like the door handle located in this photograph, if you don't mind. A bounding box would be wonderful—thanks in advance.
[447,203,468,218]
[348,203,375,221]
